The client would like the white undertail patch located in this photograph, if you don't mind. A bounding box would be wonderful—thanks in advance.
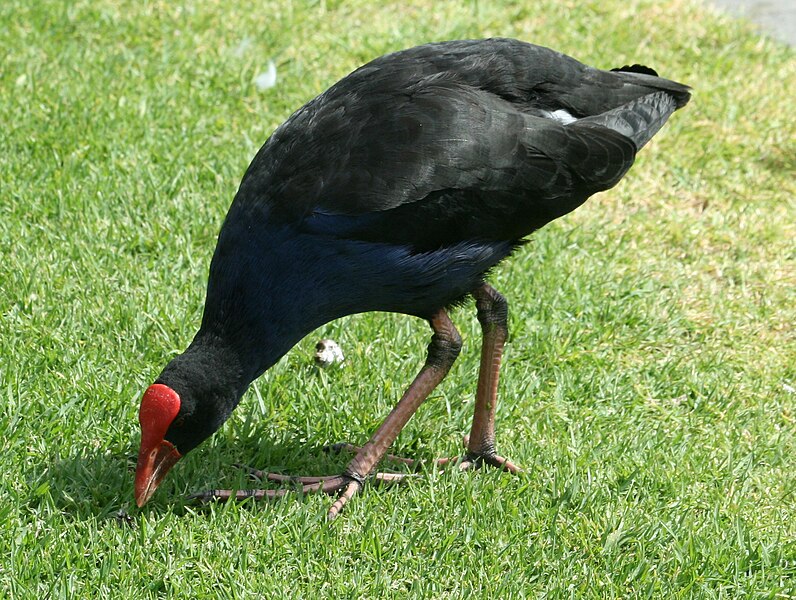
[542,109,577,124]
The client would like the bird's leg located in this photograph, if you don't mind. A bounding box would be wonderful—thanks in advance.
[191,309,462,519]
[459,284,521,473]
[324,287,520,474]
[333,286,522,472]
[327,308,462,518]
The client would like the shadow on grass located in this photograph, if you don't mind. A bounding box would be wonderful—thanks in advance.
[24,446,141,521]
[26,435,357,522]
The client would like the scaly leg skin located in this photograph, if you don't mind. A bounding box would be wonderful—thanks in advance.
[190,308,462,519]
[459,284,521,473]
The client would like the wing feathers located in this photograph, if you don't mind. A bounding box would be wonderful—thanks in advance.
[235,39,688,247]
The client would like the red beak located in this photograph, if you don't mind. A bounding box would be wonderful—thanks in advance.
[134,383,183,507]
[134,439,181,507]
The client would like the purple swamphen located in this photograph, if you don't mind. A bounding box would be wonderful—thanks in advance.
[135,38,690,518]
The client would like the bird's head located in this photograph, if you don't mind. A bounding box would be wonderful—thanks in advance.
[134,342,243,507]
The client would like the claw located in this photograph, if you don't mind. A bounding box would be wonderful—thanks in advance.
[327,480,361,520]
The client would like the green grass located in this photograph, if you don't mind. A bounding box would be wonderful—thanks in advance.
[1,0,795,597]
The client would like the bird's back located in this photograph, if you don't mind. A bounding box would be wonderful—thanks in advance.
[235,39,689,238]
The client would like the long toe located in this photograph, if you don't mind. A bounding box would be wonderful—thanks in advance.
[187,469,415,517]
[321,473,420,519]
[233,463,341,484]
[326,479,362,520]
[188,488,292,502]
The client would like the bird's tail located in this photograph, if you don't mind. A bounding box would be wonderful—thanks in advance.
[610,66,692,110]
[574,90,685,151]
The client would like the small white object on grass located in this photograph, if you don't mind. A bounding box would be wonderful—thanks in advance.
[254,60,277,91]
[314,339,344,367]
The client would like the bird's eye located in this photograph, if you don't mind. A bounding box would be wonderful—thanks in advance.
[173,416,185,428]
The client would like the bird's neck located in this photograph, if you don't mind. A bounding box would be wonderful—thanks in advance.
[193,318,302,392]
[157,333,250,413]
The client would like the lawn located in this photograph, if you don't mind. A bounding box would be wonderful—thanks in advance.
[1,0,794,597]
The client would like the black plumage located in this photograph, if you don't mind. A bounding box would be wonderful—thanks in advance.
[135,38,690,517]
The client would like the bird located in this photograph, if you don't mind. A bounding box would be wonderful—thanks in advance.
[134,38,690,519]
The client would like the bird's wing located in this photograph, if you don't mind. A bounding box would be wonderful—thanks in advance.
[354,38,690,115]
[242,81,630,204]
[234,39,686,245]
